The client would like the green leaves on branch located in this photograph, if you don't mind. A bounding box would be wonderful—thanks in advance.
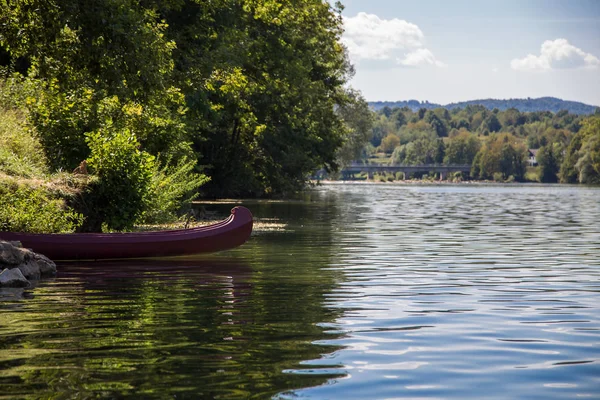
[82,128,154,232]
[560,116,600,184]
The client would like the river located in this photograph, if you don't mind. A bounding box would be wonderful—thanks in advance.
[1,183,599,399]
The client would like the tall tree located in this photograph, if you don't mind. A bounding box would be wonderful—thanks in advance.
[537,143,561,183]
[336,89,374,167]
[162,0,354,196]
[559,116,600,184]
[444,131,481,164]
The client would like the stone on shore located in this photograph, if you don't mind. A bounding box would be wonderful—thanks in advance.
[0,267,30,288]
[0,240,57,287]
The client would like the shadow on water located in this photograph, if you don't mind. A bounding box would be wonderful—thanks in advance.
[0,198,349,399]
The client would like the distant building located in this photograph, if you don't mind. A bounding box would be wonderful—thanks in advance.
[527,149,539,166]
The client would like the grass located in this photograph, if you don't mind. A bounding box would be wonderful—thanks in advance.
[0,108,48,178]
[0,104,86,233]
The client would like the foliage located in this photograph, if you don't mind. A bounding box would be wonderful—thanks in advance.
[471,134,527,181]
[0,177,83,233]
[335,89,374,167]
[537,143,561,183]
[82,128,155,232]
[0,0,188,171]
[560,116,600,184]
[0,106,47,178]
[380,135,400,154]
[443,130,481,164]
[142,157,210,224]
[391,137,445,165]
[156,0,353,197]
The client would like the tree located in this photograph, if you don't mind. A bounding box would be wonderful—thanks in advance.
[486,114,502,133]
[163,0,354,196]
[393,110,407,128]
[1,0,187,170]
[537,143,561,183]
[560,133,584,183]
[564,116,600,184]
[391,137,442,165]
[336,89,374,167]
[427,112,448,137]
[444,131,481,164]
[472,134,526,181]
[380,134,400,154]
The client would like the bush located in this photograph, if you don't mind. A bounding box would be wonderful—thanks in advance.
[81,128,154,232]
[141,156,210,224]
[493,172,504,182]
[0,179,83,233]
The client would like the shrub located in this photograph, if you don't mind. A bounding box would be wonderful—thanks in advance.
[141,156,210,224]
[0,179,83,233]
[493,172,504,182]
[81,128,154,232]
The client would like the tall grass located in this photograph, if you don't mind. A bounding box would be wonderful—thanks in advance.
[0,80,84,233]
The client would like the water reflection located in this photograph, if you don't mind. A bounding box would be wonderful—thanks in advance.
[0,207,346,400]
[2,184,600,400]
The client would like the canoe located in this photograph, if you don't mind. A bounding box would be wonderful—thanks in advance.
[0,206,253,260]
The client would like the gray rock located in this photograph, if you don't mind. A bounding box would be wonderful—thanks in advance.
[30,253,57,276]
[0,268,30,288]
[18,261,41,280]
[0,241,27,266]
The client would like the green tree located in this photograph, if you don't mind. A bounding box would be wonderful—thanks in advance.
[163,0,353,196]
[380,134,400,154]
[444,131,481,164]
[486,114,502,133]
[427,112,448,137]
[559,116,600,184]
[559,133,584,183]
[336,89,374,167]
[472,134,526,181]
[537,143,561,183]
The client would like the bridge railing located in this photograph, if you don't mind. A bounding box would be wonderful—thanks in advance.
[347,162,471,168]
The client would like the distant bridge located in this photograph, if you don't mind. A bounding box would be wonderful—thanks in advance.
[339,162,472,180]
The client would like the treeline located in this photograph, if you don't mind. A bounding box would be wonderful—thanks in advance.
[370,97,600,115]
[0,0,368,232]
[365,105,600,184]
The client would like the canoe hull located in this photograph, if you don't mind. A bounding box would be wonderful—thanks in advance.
[1,206,253,260]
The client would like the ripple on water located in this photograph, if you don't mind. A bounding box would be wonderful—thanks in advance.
[281,184,600,400]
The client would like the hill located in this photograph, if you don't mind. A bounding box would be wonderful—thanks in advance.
[369,97,599,115]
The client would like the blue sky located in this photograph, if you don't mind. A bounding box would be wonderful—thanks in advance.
[337,0,600,105]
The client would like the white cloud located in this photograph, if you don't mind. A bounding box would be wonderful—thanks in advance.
[398,48,446,68]
[511,39,600,71]
[342,12,444,68]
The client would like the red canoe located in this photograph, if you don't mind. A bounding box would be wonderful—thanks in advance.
[0,206,253,260]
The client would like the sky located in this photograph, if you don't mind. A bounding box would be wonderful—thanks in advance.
[336,0,600,106]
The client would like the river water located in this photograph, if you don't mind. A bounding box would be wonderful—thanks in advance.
[1,183,599,399]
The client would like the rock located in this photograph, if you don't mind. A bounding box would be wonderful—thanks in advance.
[0,268,30,288]
[0,240,57,288]
[0,241,27,266]
[18,261,41,280]
[30,253,57,276]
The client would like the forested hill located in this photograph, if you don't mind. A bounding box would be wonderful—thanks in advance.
[369,97,599,115]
